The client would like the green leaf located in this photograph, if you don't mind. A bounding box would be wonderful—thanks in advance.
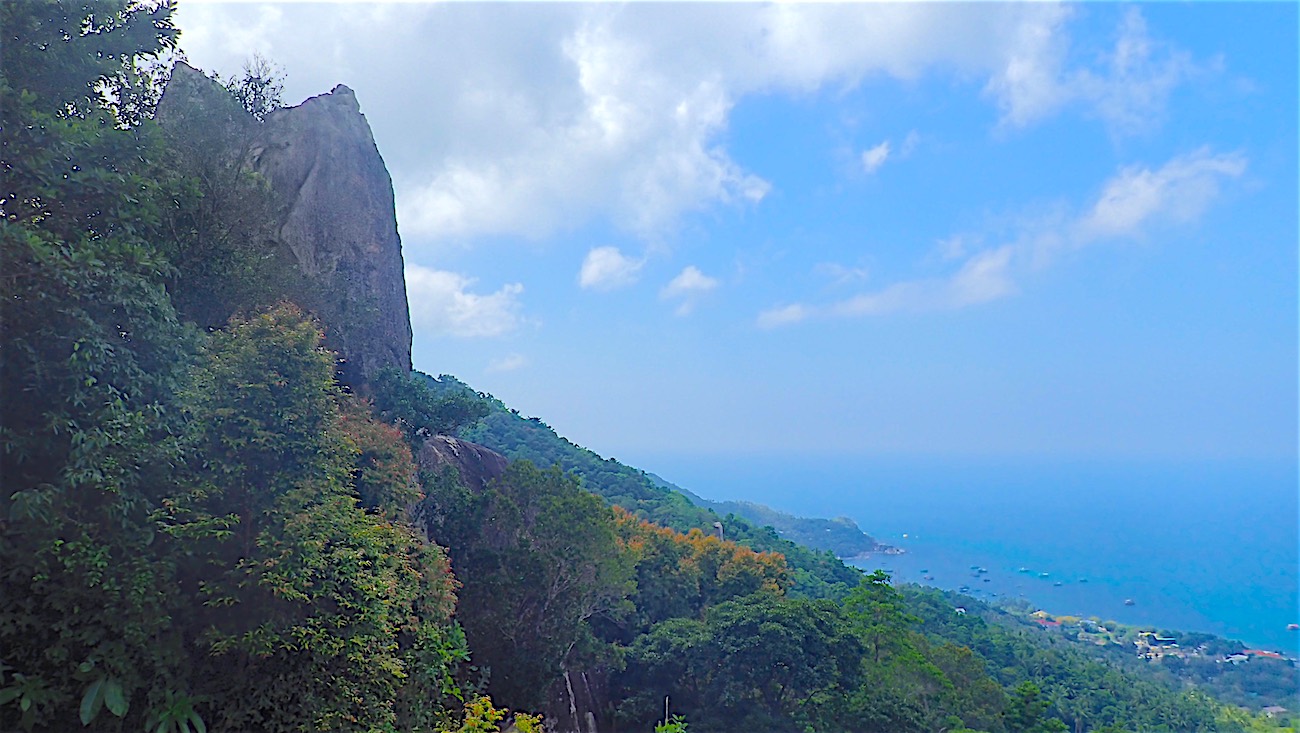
[179,720,191,733]
[0,688,20,706]
[188,710,208,733]
[79,678,104,725]
[103,678,128,717]
[154,720,168,733]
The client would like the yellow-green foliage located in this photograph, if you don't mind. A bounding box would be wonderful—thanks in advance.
[456,696,543,733]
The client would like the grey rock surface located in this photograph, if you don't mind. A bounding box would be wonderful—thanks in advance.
[416,435,509,493]
[255,82,412,384]
[159,63,412,386]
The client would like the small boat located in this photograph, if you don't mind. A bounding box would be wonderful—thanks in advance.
[1124,599,1136,606]
[970,565,980,570]
[1039,572,1050,578]
[983,578,992,583]
[1018,567,1029,573]
[1078,578,1088,583]
[1287,623,1299,631]
[959,585,971,593]
[1053,581,1063,587]
[978,567,988,574]
[923,575,934,581]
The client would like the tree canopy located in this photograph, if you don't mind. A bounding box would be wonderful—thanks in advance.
[2,4,1289,732]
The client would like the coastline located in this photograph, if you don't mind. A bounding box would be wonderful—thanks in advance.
[840,545,906,564]
[847,542,1299,657]
[648,454,1299,656]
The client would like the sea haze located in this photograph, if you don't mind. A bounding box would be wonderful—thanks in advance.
[639,455,1299,655]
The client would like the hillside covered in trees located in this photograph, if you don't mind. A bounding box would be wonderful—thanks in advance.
[1,3,1294,733]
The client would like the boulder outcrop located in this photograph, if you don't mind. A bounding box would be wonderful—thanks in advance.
[416,435,509,493]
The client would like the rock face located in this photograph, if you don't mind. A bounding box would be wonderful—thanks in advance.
[253,83,412,384]
[159,63,412,385]
[416,436,509,493]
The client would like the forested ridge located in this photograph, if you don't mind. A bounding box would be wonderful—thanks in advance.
[1,3,1294,732]
[428,373,887,561]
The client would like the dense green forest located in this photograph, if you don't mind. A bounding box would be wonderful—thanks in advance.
[2,3,1294,732]
[425,374,864,600]
[422,379,1299,733]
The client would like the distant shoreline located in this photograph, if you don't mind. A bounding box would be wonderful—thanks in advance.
[840,546,906,563]
[847,548,1298,656]
[650,454,1299,655]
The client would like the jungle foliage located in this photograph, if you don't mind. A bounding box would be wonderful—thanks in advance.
[1,4,465,730]
[424,375,864,599]
[2,3,1291,732]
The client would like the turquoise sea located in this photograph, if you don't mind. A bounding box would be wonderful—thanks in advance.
[639,456,1300,655]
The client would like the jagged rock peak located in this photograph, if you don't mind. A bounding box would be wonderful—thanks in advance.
[158,63,413,387]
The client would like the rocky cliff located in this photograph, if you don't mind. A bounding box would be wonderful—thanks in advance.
[158,63,412,386]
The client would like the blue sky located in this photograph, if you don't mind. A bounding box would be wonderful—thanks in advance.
[176,3,1297,465]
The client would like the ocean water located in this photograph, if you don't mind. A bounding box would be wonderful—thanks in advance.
[640,455,1300,655]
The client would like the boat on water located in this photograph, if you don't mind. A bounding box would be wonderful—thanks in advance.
[1053,581,1063,587]
[1287,623,1299,631]
[1039,572,1050,578]
[1124,599,1136,606]
[1018,567,1029,573]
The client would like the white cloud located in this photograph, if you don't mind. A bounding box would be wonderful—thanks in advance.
[814,262,870,286]
[934,235,972,263]
[405,264,525,338]
[948,246,1017,307]
[662,265,720,297]
[660,265,719,315]
[861,141,891,174]
[579,245,645,291]
[487,353,529,373]
[1078,8,1199,135]
[983,5,1074,128]
[899,130,921,157]
[760,148,1244,327]
[393,12,774,242]
[862,131,920,175]
[757,303,813,329]
[985,6,1201,135]
[825,246,1017,318]
[175,4,1197,252]
[1074,148,1247,242]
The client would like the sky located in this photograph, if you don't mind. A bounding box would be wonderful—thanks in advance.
[174,2,1297,467]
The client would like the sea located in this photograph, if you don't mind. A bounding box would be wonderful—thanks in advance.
[639,455,1300,656]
